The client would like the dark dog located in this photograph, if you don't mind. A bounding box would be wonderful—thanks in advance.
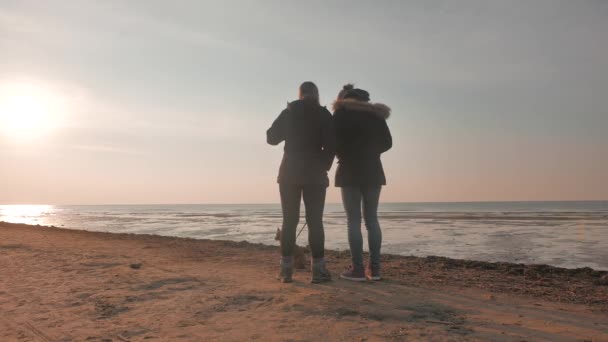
[275,228,307,270]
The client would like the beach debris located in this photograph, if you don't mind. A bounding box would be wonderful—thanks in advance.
[116,334,130,342]
[95,299,129,319]
[23,321,53,342]
[378,327,409,338]
[596,274,608,286]
[425,320,456,325]
[129,263,142,270]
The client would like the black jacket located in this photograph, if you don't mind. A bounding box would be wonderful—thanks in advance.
[333,99,392,187]
[267,99,336,186]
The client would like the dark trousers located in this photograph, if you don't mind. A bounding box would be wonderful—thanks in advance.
[279,183,326,259]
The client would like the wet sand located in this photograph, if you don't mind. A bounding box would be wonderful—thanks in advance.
[1,221,607,341]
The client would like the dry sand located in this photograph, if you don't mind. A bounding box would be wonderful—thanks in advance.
[1,221,607,341]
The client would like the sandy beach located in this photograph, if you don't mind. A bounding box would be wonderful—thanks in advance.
[1,222,607,341]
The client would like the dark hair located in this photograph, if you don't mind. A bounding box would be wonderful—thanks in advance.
[338,83,370,102]
[337,83,354,100]
[299,81,319,104]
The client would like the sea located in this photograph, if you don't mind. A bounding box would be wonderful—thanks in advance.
[1,201,607,270]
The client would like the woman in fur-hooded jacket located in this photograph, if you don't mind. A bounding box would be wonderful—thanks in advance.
[332,84,392,282]
[333,85,392,187]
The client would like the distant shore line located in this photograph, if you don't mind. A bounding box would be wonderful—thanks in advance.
[1,200,608,208]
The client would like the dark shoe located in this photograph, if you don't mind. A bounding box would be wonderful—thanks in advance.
[311,258,332,283]
[367,264,381,281]
[279,257,293,283]
[340,265,366,282]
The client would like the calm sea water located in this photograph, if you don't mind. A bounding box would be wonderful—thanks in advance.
[1,201,607,270]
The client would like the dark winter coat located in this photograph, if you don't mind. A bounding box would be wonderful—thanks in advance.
[332,99,392,187]
[267,99,336,186]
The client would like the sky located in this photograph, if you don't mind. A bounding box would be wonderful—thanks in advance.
[1,0,607,204]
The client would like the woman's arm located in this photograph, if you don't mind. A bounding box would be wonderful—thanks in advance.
[321,109,336,171]
[266,109,288,145]
[333,110,347,158]
[378,119,392,153]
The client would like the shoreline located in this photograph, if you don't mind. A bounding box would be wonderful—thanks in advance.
[3,202,606,271]
[2,221,607,309]
[1,221,607,341]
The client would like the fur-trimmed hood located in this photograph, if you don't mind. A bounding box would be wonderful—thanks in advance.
[332,99,391,119]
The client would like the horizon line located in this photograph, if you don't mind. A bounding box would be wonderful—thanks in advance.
[1,199,607,206]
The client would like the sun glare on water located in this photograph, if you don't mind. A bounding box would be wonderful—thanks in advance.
[0,82,67,141]
[0,205,54,225]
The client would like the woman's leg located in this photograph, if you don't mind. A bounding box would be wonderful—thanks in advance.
[362,186,382,269]
[341,186,364,270]
[303,185,331,283]
[279,184,301,257]
[302,185,326,259]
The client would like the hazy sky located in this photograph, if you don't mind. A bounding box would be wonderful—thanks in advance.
[1,0,607,204]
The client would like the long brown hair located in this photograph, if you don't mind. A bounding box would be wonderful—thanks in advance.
[299,81,319,105]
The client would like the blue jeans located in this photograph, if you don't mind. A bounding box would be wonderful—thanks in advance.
[341,186,382,269]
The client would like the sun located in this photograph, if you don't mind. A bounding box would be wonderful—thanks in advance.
[0,82,65,141]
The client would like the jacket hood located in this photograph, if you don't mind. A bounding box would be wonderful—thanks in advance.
[332,99,391,119]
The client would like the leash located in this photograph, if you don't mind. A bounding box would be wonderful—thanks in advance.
[296,222,307,240]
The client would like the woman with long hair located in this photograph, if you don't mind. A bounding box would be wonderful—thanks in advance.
[333,84,392,281]
[267,81,335,283]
